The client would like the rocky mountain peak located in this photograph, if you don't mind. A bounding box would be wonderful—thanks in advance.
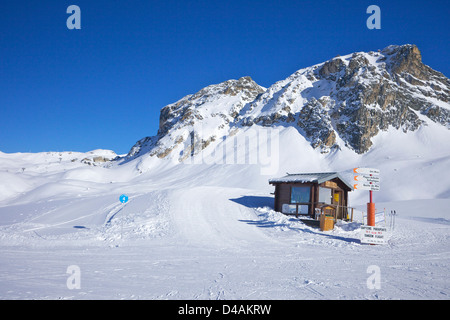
[238,44,449,154]
[127,76,265,160]
[126,44,449,161]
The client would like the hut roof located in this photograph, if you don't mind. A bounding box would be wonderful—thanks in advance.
[269,172,353,190]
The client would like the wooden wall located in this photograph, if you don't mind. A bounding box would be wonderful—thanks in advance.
[273,182,314,216]
[272,177,351,218]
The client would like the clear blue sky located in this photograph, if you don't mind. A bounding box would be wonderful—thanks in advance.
[1,0,448,154]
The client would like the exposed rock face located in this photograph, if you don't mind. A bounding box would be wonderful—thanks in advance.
[297,98,337,152]
[158,76,264,136]
[126,44,449,160]
[239,44,449,153]
[127,77,265,160]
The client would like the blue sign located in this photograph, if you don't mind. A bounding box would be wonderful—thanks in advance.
[119,194,128,204]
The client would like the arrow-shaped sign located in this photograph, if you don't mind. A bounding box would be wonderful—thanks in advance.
[354,175,380,183]
[353,182,380,191]
[353,168,380,192]
[353,168,380,175]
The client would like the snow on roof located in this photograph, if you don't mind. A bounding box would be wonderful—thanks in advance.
[269,172,353,190]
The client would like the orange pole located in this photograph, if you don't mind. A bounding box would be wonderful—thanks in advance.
[367,190,375,226]
[367,203,376,226]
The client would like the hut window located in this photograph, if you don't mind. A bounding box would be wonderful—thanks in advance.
[282,204,309,215]
[291,186,310,203]
[282,204,297,214]
[298,205,309,214]
[319,187,333,204]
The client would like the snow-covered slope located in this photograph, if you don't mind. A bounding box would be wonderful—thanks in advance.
[0,148,449,299]
[0,149,122,203]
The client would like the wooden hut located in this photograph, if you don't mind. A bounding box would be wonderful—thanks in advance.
[269,172,353,220]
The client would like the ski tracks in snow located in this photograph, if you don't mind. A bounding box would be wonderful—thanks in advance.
[168,186,283,250]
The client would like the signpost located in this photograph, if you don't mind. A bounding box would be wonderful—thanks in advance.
[353,168,380,228]
[352,168,390,244]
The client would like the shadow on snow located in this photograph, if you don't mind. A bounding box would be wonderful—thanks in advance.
[230,195,361,244]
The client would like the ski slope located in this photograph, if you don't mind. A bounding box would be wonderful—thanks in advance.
[0,185,448,300]
[0,124,449,300]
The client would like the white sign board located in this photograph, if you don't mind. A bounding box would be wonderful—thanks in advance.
[353,168,380,191]
[354,175,380,183]
[353,168,380,175]
[353,182,380,191]
[360,226,388,245]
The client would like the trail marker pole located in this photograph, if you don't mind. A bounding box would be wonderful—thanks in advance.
[353,168,380,227]
[367,190,375,226]
[119,194,129,239]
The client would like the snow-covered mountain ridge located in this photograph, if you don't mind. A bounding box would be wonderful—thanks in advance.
[127,44,449,160]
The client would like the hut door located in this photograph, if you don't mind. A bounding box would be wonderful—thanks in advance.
[333,190,343,219]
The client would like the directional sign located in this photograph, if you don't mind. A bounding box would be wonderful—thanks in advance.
[353,168,380,191]
[353,182,380,191]
[354,175,380,183]
[353,168,380,175]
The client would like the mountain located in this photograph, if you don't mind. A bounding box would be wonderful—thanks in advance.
[125,44,449,161]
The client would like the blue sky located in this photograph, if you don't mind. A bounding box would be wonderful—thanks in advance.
[1,0,449,154]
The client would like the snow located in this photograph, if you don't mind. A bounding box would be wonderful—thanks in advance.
[0,121,449,300]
